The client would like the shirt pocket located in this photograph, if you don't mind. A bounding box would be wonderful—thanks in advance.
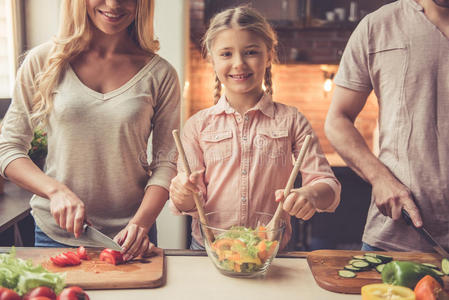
[200,130,233,163]
[369,43,408,98]
[254,128,289,159]
[369,43,407,162]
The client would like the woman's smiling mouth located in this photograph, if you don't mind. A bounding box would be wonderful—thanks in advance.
[98,9,125,22]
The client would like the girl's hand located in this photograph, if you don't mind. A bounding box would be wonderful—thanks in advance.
[169,170,203,212]
[275,187,316,220]
[114,223,155,261]
[48,186,86,238]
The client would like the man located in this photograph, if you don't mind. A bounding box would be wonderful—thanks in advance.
[325,0,449,251]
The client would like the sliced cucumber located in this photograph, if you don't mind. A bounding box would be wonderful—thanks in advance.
[375,264,385,273]
[353,255,366,260]
[351,260,370,269]
[421,263,439,269]
[338,270,356,278]
[344,265,362,272]
[364,253,378,258]
[375,254,393,264]
[365,256,383,266]
[348,259,362,265]
[442,258,449,275]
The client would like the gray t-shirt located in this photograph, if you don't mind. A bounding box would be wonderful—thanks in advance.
[335,0,449,251]
[0,42,180,246]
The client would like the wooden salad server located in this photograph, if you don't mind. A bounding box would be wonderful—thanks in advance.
[172,130,215,244]
[266,134,312,240]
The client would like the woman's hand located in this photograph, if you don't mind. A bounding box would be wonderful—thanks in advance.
[114,223,155,261]
[275,186,316,220]
[169,170,203,212]
[48,185,86,238]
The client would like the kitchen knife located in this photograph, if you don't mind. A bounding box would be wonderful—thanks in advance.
[402,209,449,258]
[83,224,122,251]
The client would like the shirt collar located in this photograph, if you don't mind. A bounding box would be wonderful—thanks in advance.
[406,0,424,12]
[211,93,275,118]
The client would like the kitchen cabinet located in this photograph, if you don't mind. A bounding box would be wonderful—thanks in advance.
[201,0,397,64]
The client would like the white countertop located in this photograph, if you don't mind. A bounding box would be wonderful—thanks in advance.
[87,256,359,300]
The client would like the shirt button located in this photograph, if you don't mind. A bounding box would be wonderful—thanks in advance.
[242,136,247,141]
[244,115,249,121]
[242,170,247,175]
[241,196,246,202]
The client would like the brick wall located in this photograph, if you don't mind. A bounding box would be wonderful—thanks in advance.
[187,0,379,161]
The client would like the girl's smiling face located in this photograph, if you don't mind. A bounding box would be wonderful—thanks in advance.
[210,28,271,101]
[86,0,137,35]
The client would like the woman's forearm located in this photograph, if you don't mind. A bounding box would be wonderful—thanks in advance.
[5,157,65,199]
[130,185,169,232]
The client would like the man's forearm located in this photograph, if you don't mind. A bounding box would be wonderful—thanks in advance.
[325,116,392,185]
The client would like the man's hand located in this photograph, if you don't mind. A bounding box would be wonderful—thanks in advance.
[371,176,422,227]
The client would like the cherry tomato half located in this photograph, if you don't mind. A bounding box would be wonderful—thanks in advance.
[0,287,21,300]
[23,286,56,300]
[99,249,124,265]
[56,286,90,300]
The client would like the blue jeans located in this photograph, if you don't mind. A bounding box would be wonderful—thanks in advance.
[35,223,158,247]
[361,242,385,251]
[35,225,71,247]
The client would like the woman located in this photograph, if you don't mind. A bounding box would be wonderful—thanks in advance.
[0,0,180,261]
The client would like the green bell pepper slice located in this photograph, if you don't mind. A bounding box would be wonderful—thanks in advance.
[381,261,443,289]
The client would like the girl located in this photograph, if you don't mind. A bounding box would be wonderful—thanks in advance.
[0,0,180,260]
[169,6,340,250]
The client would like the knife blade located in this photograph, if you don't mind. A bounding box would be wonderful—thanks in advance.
[83,224,122,251]
[402,209,449,258]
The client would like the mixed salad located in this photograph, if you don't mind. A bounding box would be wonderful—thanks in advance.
[208,226,279,273]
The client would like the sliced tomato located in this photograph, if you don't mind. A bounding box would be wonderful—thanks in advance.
[23,286,56,300]
[50,255,67,267]
[0,287,21,300]
[50,252,80,267]
[63,252,81,265]
[56,286,90,300]
[76,246,89,260]
[99,249,124,265]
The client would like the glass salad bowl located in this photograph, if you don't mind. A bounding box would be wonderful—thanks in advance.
[200,211,285,278]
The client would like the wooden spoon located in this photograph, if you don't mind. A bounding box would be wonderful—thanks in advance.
[266,134,312,240]
[172,130,215,243]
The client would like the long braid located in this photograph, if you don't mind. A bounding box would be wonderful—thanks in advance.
[213,75,222,104]
[264,66,273,95]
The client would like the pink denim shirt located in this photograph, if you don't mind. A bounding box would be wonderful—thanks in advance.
[170,93,341,247]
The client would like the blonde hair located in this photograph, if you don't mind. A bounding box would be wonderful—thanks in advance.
[31,0,159,126]
[202,6,278,104]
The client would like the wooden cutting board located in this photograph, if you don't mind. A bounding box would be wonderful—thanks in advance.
[307,249,449,294]
[14,247,165,289]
